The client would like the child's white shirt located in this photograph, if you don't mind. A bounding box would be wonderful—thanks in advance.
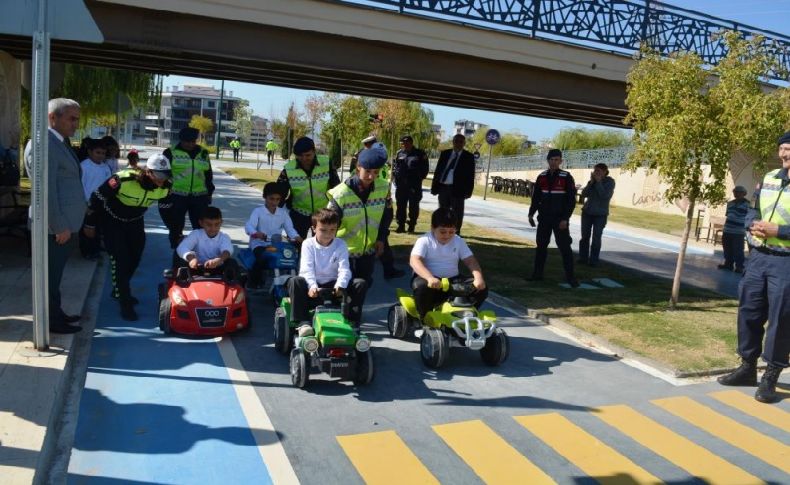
[299,237,351,289]
[177,229,234,263]
[244,206,299,249]
[80,159,113,202]
[411,232,473,278]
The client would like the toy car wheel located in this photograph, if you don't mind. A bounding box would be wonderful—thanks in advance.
[273,307,292,354]
[157,283,166,300]
[290,348,309,388]
[387,304,410,339]
[354,349,375,385]
[420,328,448,369]
[480,328,509,366]
[158,297,172,334]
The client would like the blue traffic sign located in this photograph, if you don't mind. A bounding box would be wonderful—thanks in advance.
[485,129,501,146]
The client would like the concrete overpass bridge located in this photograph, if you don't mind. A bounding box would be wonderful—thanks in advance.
[2,0,788,129]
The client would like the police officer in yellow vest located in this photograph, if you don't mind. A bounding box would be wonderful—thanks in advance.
[230,138,241,163]
[83,154,172,321]
[328,145,391,295]
[277,137,340,238]
[159,127,214,249]
[718,131,790,403]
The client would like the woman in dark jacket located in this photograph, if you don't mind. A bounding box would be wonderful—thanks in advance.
[578,163,615,266]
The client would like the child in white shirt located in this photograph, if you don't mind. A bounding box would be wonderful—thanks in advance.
[79,139,112,259]
[288,209,368,336]
[410,207,487,319]
[244,182,302,288]
[176,206,238,275]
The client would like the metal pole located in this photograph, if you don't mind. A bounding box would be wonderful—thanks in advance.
[31,0,51,351]
[483,144,493,201]
[215,79,224,158]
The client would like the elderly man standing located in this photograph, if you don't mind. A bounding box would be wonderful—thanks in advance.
[24,98,85,333]
[431,134,476,235]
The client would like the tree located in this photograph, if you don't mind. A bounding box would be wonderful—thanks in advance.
[552,127,630,150]
[469,129,530,157]
[189,115,214,143]
[304,95,326,140]
[625,31,790,308]
[233,100,254,145]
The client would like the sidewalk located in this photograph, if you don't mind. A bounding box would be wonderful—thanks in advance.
[0,238,99,484]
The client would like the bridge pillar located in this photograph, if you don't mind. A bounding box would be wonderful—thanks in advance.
[0,50,21,151]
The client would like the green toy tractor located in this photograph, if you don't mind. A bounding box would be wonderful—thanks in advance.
[274,287,374,388]
[388,278,508,368]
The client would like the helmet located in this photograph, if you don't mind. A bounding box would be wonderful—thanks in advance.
[146,153,172,176]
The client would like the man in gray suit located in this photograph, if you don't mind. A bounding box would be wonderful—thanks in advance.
[25,98,85,333]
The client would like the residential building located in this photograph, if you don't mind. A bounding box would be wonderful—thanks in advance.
[454,119,485,138]
[157,84,242,146]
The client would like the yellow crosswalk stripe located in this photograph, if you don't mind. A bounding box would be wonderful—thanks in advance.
[515,412,661,485]
[709,390,790,433]
[595,405,762,485]
[653,396,790,475]
[337,430,439,485]
[433,419,556,485]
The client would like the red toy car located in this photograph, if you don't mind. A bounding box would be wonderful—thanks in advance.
[158,266,250,335]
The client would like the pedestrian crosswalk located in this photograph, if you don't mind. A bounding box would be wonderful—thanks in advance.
[336,390,789,484]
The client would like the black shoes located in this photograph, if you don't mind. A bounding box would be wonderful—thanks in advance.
[525,275,543,282]
[395,224,405,234]
[717,264,733,271]
[50,323,82,334]
[717,359,758,386]
[62,314,82,323]
[120,302,139,321]
[383,268,406,280]
[755,365,783,403]
[568,278,580,288]
[407,225,416,234]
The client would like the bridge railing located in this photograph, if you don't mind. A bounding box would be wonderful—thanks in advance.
[336,0,790,79]
[428,145,633,173]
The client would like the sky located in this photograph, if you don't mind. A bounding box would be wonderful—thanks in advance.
[163,0,790,143]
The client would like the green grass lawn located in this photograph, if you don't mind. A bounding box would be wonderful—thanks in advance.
[226,169,738,373]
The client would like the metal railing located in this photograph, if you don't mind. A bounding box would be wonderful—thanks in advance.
[428,145,633,173]
[335,0,790,79]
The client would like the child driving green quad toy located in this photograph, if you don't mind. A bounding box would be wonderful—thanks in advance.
[387,208,509,368]
[272,209,373,388]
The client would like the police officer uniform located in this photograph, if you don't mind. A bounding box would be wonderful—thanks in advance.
[718,132,790,403]
[230,138,241,162]
[527,149,579,287]
[85,156,171,321]
[393,135,429,233]
[277,137,340,239]
[159,127,214,248]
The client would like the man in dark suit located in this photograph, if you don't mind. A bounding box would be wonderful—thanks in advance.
[431,134,476,234]
[24,98,86,333]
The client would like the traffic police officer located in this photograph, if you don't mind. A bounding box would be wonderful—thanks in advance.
[527,148,579,287]
[230,137,241,163]
[159,127,214,249]
[84,154,172,321]
[277,136,340,238]
[718,132,790,403]
[328,145,390,294]
[392,135,429,233]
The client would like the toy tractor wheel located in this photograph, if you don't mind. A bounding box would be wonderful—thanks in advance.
[420,328,448,369]
[354,349,375,385]
[273,307,292,354]
[387,304,410,339]
[290,348,309,388]
[480,328,509,366]
[158,297,172,334]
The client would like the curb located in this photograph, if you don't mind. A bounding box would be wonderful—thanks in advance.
[487,290,740,381]
[34,256,105,485]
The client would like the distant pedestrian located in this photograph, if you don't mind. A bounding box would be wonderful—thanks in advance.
[231,138,241,163]
[717,132,790,403]
[277,137,340,238]
[126,148,140,169]
[24,98,85,333]
[101,135,120,173]
[578,163,615,267]
[266,139,278,165]
[159,127,214,249]
[527,149,579,287]
[717,186,750,273]
[393,135,429,233]
[349,135,377,174]
[431,134,476,235]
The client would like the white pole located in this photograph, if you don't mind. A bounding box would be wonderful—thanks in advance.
[31,0,51,350]
[483,144,493,201]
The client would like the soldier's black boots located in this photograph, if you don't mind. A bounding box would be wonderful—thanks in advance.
[717,359,757,386]
[755,365,783,404]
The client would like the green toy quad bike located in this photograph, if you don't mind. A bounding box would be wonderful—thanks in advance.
[388,278,508,368]
[274,288,374,388]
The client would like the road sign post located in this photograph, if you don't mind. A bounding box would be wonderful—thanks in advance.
[482,129,500,201]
